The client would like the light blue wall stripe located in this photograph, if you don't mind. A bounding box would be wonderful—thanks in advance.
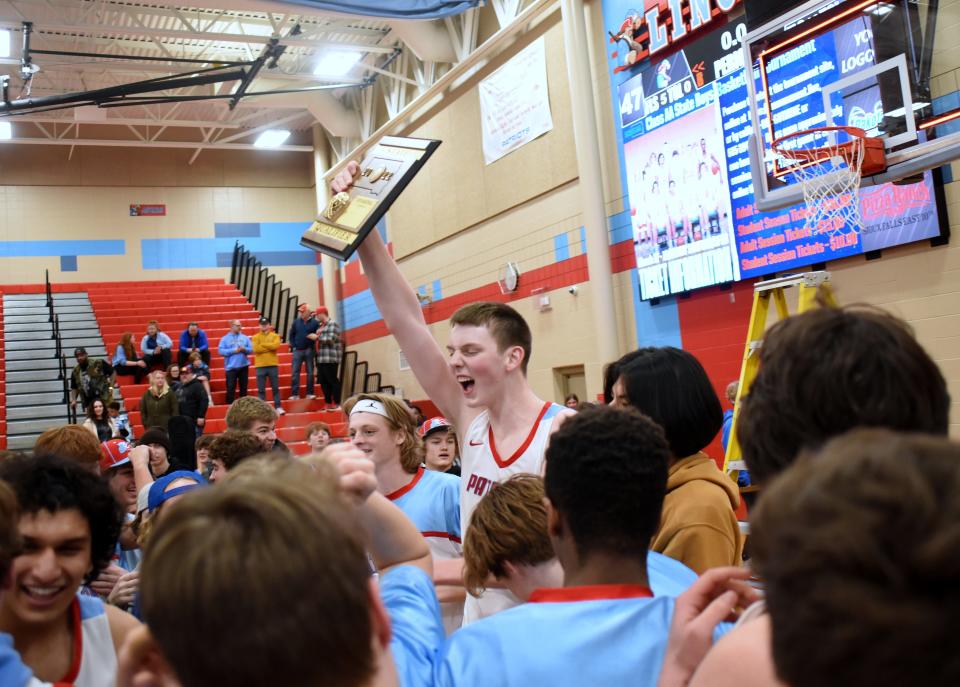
[553,234,570,262]
[432,279,443,301]
[342,290,382,330]
[631,270,682,348]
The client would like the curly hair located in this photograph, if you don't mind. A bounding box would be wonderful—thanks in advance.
[544,405,669,560]
[738,305,949,485]
[463,474,553,596]
[752,429,960,687]
[209,430,265,471]
[343,393,423,473]
[0,481,21,581]
[0,453,122,583]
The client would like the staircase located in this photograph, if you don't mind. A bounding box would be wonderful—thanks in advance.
[86,279,345,455]
[2,293,105,450]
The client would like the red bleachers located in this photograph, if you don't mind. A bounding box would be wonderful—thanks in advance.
[0,299,5,450]
[86,279,347,444]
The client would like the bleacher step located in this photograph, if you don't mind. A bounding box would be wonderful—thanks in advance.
[5,347,106,361]
[6,369,63,383]
[6,380,69,395]
[7,417,69,437]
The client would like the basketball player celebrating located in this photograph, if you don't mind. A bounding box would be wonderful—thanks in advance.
[334,161,573,622]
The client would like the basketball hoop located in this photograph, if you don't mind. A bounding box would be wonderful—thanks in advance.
[772,126,886,237]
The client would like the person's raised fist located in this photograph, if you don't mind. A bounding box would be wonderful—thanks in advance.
[316,441,377,505]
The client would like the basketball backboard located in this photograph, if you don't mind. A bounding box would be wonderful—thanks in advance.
[743,0,960,211]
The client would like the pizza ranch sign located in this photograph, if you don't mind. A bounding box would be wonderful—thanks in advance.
[609,0,742,72]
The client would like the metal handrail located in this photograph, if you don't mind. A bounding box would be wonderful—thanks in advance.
[228,242,395,400]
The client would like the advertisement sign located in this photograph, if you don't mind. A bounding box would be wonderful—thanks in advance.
[130,204,166,217]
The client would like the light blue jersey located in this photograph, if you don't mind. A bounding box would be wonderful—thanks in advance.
[383,566,444,687]
[388,468,461,560]
[648,550,698,597]
[435,585,675,687]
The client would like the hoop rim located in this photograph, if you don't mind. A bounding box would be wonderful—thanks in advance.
[772,125,869,165]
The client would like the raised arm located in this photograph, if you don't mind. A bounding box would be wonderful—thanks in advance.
[335,163,466,425]
[323,443,431,575]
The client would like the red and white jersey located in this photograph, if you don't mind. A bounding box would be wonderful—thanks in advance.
[460,401,567,623]
[59,595,117,687]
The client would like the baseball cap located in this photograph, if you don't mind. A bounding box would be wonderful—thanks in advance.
[180,365,194,375]
[259,316,271,325]
[100,439,132,473]
[315,306,329,316]
[147,470,208,513]
[74,347,87,356]
[418,416,453,438]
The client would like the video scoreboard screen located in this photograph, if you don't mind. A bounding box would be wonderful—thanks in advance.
[610,7,944,300]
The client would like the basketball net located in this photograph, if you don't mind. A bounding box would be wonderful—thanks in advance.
[777,135,865,238]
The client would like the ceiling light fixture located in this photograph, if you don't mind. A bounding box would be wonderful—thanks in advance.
[0,122,12,140]
[254,129,291,148]
[313,50,362,77]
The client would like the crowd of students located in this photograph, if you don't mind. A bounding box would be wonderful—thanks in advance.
[1,161,955,687]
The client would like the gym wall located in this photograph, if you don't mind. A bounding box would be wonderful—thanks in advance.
[345,4,960,441]
[0,145,323,306]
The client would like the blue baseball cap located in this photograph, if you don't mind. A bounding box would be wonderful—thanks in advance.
[148,470,208,513]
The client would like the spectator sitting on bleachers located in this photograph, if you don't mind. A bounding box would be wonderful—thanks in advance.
[177,321,210,368]
[141,320,173,371]
[166,364,182,392]
[176,365,209,437]
[113,331,148,384]
[187,351,214,406]
[109,401,134,441]
[83,398,120,442]
[140,370,179,432]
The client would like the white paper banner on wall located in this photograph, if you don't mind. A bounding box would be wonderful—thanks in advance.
[479,38,553,165]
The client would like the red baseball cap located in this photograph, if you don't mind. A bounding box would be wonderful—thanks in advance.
[315,306,329,316]
[418,417,452,437]
[100,439,132,473]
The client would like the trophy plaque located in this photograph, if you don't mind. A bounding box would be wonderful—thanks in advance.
[300,135,441,261]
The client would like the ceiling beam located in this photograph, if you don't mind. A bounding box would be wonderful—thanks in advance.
[9,115,245,128]
[0,20,397,52]
[0,136,312,151]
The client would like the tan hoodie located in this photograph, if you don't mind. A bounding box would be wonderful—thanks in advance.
[651,452,743,574]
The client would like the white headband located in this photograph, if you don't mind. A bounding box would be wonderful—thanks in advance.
[350,399,391,420]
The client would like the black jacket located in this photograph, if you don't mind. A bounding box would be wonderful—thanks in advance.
[176,378,209,420]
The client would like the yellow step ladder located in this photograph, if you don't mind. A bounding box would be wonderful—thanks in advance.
[723,271,837,474]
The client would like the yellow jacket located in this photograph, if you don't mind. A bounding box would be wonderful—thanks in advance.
[651,452,743,574]
[252,331,281,368]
